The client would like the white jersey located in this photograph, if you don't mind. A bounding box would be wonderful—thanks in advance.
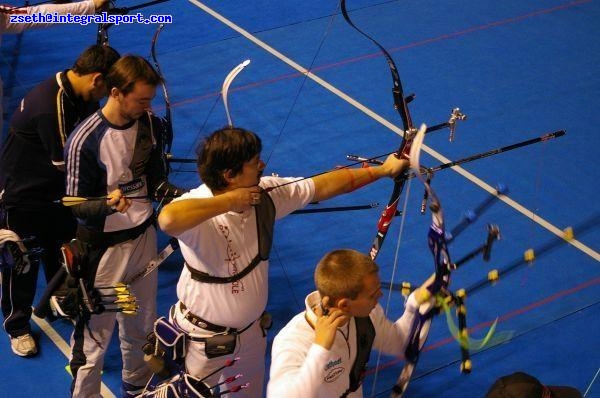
[268,291,421,398]
[174,176,314,329]
[65,111,155,232]
[0,0,95,34]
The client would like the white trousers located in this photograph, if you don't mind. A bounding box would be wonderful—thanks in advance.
[173,305,267,398]
[70,226,158,398]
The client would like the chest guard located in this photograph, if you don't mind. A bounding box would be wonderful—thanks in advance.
[186,191,275,284]
[343,316,376,397]
[129,113,157,180]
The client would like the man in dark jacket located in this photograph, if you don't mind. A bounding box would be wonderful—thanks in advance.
[0,44,119,357]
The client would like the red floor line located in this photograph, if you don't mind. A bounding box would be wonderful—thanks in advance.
[157,0,591,113]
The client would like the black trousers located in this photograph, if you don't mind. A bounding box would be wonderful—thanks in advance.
[1,205,76,337]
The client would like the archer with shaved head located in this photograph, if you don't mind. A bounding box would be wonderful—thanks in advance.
[268,248,434,398]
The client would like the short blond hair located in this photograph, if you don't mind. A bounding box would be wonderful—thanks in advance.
[314,249,379,303]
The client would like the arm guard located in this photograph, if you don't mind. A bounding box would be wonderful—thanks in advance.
[152,180,186,205]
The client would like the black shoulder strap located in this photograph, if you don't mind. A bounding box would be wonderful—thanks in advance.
[187,191,275,284]
[343,316,376,396]
[129,112,155,179]
[255,190,275,260]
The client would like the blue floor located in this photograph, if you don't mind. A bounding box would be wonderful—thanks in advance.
[1,0,599,396]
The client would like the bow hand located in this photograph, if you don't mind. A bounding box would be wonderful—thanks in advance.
[382,154,410,179]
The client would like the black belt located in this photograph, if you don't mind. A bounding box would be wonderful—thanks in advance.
[179,302,253,335]
[77,215,155,249]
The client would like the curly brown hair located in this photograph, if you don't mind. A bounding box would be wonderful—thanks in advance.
[196,127,262,191]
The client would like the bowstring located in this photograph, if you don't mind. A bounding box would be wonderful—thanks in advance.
[262,3,340,166]
[169,86,223,177]
[146,24,223,177]
[370,175,414,397]
[265,4,339,309]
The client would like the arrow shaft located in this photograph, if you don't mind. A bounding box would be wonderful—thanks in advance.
[350,130,565,174]
[291,203,379,215]
[428,130,565,173]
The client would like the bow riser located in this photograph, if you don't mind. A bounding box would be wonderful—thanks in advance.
[389,124,450,397]
[390,125,506,396]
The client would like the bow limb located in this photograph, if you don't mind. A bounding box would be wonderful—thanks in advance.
[98,0,173,46]
[110,0,171,14]
[151,24,174,156]
[222,59,251,127]
[340,0,413,132]
[340,0,416,261]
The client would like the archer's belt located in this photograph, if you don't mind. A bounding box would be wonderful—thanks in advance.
[76,215,155,249]
[178,302,253,335]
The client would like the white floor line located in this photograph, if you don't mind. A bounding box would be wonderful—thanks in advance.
[31,312,116,398]
[584,367,600,397]
[188,0,599,262]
